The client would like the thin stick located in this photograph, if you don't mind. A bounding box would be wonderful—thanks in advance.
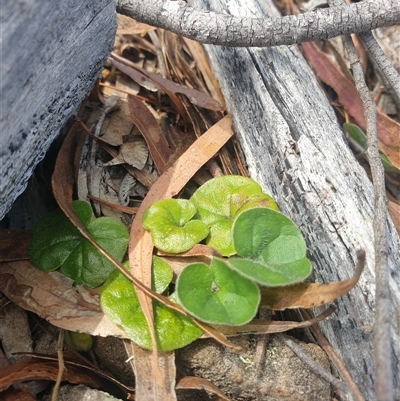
[341,33,392,401]
[277,333,349,394]
[51,329,65,401]
[301,309,366,401]
[358,31,400,112]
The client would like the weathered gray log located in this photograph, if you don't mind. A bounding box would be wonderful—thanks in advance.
[0,0,116,219]
[188,1,400,400]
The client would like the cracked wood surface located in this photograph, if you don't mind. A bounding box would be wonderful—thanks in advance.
[115,0,400,47]
[188,1,400,400]
[0,0,116,219]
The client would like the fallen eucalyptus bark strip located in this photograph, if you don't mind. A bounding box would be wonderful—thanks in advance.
[115,0,400,47]
[0,260,127,338]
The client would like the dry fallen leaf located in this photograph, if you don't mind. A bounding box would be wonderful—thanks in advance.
[111,55,188,121]
[127,115,236,400]
[301,42,400,168]
[0,260,126,338]
[260,250,365,310]
[388,200,400,235]
[128,95,172,173]
[176,376,231,401]
[111,54,224,111]
[0,351,134,397]
[210,307,335,337]
[120,137,149,169]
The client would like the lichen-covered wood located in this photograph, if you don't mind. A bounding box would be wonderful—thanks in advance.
[188,1,400,400]
[0,0,116,219]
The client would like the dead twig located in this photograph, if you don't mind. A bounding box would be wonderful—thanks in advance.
[51,329,65,401]
[300,309,366,401]
[276,333,349,394]
[342,33,392,401]
[358,31,400,112]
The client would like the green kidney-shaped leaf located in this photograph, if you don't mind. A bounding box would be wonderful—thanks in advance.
[190,176,278,256]
[229,208,312,286]
[29,200,129,288]
[176,258,260,325]
[142,199,209,253]
[101,258,202,351]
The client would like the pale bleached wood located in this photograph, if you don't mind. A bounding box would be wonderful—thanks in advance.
[115,0,400,47]
[188,1,400,400]
[0,0,116,219]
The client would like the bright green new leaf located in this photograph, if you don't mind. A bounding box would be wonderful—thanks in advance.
[228,208,312,286]
[101,258,203,351]
[142,199,209,253]
[190,175,278,256]
[29,200,129,288]
[176,258,260,325]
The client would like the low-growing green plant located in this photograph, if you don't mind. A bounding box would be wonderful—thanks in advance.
[29,176,313,350]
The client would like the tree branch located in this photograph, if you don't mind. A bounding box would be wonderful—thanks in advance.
[115,0,400,47]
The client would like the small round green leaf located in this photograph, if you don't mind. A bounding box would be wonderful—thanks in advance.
[190,176,278,255]
[229,208,312,286]
[100,259,202,351]
[142,199,209,253]
[29,200,129,288]
[176,258,260,325]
